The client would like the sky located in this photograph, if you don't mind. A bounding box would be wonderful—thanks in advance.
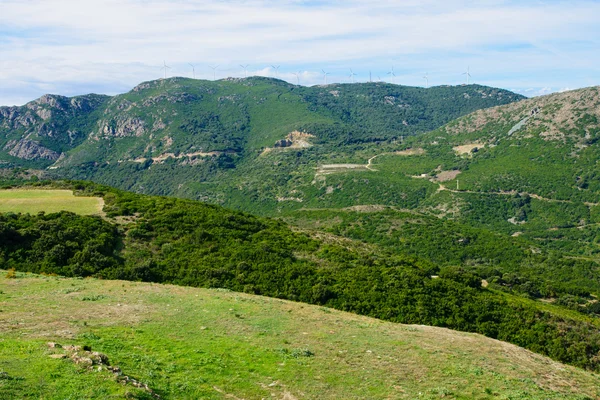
[0,0,599,106]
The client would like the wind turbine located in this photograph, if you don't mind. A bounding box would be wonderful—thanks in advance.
[462,67,472,85]
[292,71,300,85]
[349,68,357,83]
[322,69,330,85]
[387,65,396,84]
[423,72,429,88]
[271,65,280,78]
[161,60,171,79]
[209,65,219,80]
[240,64,249,78]
[189,63,196,79]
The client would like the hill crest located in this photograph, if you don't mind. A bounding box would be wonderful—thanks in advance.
[2,271,600,399]
[0,78,524,168]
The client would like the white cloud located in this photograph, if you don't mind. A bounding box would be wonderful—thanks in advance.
[0,0,599,104]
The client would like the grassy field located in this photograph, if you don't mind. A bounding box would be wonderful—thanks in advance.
[0,189,103,215]
[1,272,599,399]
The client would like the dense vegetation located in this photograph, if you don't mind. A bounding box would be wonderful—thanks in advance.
[2,181,600,373]
[298,83,521,144]
[286,208,600,303]
[38,85,600,269]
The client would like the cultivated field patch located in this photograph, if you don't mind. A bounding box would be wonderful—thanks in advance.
[0,189,104,215]
[395,148,426,156]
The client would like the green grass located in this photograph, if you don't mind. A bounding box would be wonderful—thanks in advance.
[1,272,599,399]
[0,189,103,215]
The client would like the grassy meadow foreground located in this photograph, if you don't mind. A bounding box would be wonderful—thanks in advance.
[1,272,600,400]
[0,189,103,215]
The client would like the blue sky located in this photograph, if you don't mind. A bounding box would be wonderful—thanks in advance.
[0,0,598,106]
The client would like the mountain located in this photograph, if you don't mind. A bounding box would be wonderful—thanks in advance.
[0,77,524,199]
[2,272,600,399]
[0,93,109,167]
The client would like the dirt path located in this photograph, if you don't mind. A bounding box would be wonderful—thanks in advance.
[366,153,386,171]
[437,184,600,206]
[315,152,388,178]
[317,149,425,177]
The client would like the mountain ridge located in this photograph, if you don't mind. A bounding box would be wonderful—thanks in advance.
[0,77,524,169]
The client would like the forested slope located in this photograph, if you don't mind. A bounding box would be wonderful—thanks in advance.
[2,180,600,372]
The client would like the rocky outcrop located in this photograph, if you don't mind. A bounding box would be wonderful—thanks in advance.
[47,342,160,399]
[142,92,200,107]
[0,94,108,138]
[0,107,37,129]
[100,117,146,137]
[133,82,152,92]
[152,118,167,131]
[274,138,293,148]
[35,108,53,120]
[4,139,61,161]
[37,122,56,137]
[34,94,67,109]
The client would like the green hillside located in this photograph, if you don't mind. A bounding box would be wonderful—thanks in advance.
[285,207,600,299]
[268,87,600,324]
[357,87,600,260]
[3,273,600,399]
[2,181,600,374]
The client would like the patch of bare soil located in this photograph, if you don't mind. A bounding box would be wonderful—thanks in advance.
[97,197,106,217]
[276,197,303,203]
[453,143,484,155]
[112,212,141,225]
[130,151,223,164]
[287,130,314,144]
[261,131,315,155]
[433,170,461,182]
[315,164,370,176]
[395,148,425,156]
[341,205,389,212]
